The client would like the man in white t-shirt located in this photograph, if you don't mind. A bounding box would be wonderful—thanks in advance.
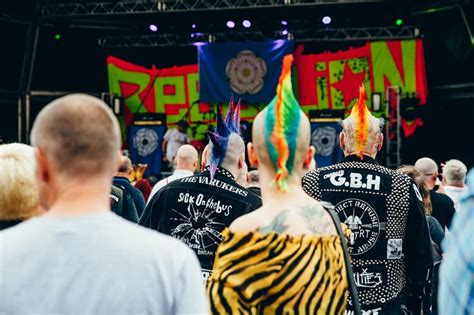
[148,144,198,203]
[0,94,208,315]
[442,159,468,212]
[162,120,190,167]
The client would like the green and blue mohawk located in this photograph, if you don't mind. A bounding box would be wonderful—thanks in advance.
[264,54,301,192]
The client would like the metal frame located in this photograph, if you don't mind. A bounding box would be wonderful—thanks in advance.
[99,26,421,47]
[41,0,380,17]
[18,0,41,143]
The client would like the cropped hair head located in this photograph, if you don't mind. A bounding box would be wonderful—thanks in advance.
[443,159,467,185]
[30,94,121,178]
[0,143,40,220]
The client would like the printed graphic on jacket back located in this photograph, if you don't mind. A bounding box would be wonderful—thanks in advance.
[334,198,381,255]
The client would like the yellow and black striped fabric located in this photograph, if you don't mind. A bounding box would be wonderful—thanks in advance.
[207,228,349,314]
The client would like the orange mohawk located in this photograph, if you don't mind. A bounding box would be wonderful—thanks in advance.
[351,85,370,159]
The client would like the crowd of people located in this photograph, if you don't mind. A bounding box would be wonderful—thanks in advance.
[0,55,473,314]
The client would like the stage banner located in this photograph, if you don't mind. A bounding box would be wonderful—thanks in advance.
[310,122,344,167]
[295,39,427,136]
[198,40,294,103]
[129,125,166,176]
[107,56,261,142]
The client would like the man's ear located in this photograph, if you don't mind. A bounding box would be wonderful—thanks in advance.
[339,132,345,151]
[238,153,245,169]
[35,148,50,184]
[377,133,384,152]
[247,142,259,168]
[303,145,316,169]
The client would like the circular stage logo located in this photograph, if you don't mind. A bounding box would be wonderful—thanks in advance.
[225,50,267,94]
[133,127,159,156]
[311,126,338,156]
[334,198,380,256]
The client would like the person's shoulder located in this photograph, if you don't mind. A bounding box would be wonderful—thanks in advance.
[0,218,37,239]
[120,218,196,257]
[229,210,264,233]
[244,188,262,204]
[432,190,455,205]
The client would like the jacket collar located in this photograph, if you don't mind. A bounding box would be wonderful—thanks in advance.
[202,166,235,180]
[342,154,380,165]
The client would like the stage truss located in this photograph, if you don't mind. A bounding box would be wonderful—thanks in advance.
[98,26,421,47]
[41,0,380,17]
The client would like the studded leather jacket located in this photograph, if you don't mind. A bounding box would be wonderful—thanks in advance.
[139,167,262,282]
[303,155,433,314]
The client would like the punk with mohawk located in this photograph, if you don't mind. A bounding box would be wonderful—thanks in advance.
[303,87,434,313]
[140,98,261,281]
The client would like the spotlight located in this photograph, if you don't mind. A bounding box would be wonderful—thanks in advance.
[191,33,195,38]
[192,23,197,29]
[149,24,158,32]
[242,20,251,28]
[281,20,288,26]
[54,33,61,40]
[395,18,403,26]
[322,16,332,25]
[226,20,235,28]
[282,29,288,35]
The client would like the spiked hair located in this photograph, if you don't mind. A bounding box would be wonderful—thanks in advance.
[342,85,383,159]
[207,99,241,179]
[264,54,301,192]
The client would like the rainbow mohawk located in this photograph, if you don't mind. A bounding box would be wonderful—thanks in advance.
[350,85,370,160]
[207,99,241,179]
[264,54,301,192]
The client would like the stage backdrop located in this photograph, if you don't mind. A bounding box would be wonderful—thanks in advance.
[107,39,427,142]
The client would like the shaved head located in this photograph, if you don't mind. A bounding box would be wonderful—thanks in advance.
[176,144,198,171]
[415,157,438,177]
[31,94,121,178]
[118,156,132,173]
[252,107,311,178]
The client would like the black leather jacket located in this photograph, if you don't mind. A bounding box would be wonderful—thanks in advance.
[139,167,262,281]
[303,155,433,314]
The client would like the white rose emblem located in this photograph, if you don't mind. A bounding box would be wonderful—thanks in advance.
[311,126,338,157]
[133,127,159,156]
[225,50,267,95]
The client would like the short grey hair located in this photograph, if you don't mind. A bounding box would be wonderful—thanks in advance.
[31,94,121,178]
[443,159,467,184]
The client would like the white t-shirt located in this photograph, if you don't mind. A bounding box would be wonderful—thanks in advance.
[0,212,208,315]
[164,128,189,162]
[443,185,468,212]
[147,169,194,204]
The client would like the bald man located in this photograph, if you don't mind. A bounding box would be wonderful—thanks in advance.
[147,144,198,203]
[415,157,456,230]
[113,155,146,217]
[0,94,207,314]
[303,88,433,314]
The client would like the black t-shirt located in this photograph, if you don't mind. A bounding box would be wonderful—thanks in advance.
[430,190,455,231]
[139,167,262,280]
[0,220,22,231]
[303,155,433,314]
